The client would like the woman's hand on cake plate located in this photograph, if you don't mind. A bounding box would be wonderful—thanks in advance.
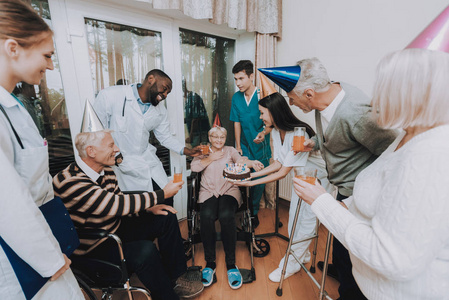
[293,177,326,205]
[251,160,264,171]
[232,173,254,187]
[232,179,254,187]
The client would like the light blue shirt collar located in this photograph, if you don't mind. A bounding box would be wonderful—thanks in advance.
[132,83,151,114]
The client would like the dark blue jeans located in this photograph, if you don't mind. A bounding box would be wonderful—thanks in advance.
[334,193,367,300]
[200,195,238,265]
[84,211,186,300]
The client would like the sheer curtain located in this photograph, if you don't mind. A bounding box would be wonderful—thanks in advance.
[85,19,163,95]
[149,0,282,35]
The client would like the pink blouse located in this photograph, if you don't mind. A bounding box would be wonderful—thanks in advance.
[190,146,243,206]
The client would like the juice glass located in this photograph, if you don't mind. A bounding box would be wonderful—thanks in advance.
[294,167,317,184]
[173,166,182,183]
[292,127,306,152]
[200,142,210,155]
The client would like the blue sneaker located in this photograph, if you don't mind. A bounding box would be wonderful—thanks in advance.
[227,267,243,290]
[201,267,216,287]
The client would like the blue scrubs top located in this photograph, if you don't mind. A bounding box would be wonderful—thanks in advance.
[230,90,271,163]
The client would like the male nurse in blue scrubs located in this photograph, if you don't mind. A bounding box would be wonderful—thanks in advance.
[230,60,272,227]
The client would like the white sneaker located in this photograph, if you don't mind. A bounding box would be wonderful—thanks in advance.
[268,267,300,282]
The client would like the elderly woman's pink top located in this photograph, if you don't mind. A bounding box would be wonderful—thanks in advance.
[191,146,243,206]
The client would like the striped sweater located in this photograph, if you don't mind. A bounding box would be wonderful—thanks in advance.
[53,162,164,254]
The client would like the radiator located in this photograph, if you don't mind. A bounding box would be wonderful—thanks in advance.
[278,172,293,201]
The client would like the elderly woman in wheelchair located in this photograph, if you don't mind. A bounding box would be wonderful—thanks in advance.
[191,126,263,289]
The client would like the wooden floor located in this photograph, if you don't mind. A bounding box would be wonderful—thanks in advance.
[84,201,340,300]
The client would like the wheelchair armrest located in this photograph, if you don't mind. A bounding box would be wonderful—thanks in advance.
[76,228,110,240]
[75,229,126,262]
[187,173,198,181]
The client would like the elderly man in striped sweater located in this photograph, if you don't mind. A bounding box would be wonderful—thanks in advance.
[53,130,203,300]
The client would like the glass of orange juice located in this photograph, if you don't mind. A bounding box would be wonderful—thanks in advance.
[292,127,306,152]
[294,167,317,184]
[173,166,182,183]
[200,142,210,155]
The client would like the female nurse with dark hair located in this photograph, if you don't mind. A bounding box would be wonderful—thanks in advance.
[235,92,332,283]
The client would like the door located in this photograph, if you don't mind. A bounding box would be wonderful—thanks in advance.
[60,0,187,216]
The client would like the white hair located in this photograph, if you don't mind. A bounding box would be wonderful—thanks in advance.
[292,57,331,96]
[75,130,112,158]
[372,48,449,129]
[208,126,227,137]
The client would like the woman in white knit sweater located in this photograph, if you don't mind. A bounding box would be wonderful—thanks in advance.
[294,48,449,300]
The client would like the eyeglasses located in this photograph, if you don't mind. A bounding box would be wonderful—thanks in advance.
[210,135,226,140]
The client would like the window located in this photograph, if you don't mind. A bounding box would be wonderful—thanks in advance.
[15,0,74,176]
[84,19,163,95]
[180,29,235,167]
[84,18,171,175]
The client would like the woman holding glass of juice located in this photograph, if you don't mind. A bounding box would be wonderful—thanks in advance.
[234,92,333,282]
[294,48,449,299]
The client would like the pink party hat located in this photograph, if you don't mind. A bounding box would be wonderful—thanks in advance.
[406,5,449,53]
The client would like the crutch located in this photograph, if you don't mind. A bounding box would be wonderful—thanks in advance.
[276,196,333,300]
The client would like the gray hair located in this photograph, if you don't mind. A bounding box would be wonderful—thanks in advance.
[208,126,227,137]
[75,129,112,158]
[292,57,331,96]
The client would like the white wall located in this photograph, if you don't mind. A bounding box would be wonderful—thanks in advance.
[278,0,448,126]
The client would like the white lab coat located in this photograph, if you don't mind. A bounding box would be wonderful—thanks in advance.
[0,87,82,299]
[93,84,184,191]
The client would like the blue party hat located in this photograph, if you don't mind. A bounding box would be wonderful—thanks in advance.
[258,65,301,92]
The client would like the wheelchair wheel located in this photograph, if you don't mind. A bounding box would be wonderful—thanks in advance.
[75,273,97,300]
[252,238,270,257]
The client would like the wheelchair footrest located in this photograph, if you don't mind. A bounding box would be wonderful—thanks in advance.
[240,268,256,284]
[185,266,202,282]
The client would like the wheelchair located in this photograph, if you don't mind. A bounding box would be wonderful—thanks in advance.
[185,171,270,284]
[71,228,151,300]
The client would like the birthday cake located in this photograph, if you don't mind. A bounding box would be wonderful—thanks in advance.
[223,163,251,181]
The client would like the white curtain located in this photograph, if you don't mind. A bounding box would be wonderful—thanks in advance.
[141,0,282,35]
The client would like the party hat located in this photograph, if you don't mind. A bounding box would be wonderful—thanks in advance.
[80,99,104,133]
[213,113,221,127]
[258,71,277,98]
[406,5,449,53]
[258,65,301,92]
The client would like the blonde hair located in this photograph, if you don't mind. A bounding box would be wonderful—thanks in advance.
[208,126,227,137]
[372,48,449,129]
[0,0,52,48]
[75,130,112,158]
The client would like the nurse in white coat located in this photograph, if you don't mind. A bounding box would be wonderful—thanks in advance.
[0,1,83,299]
[93,70,200,195]
[234,92,333,282]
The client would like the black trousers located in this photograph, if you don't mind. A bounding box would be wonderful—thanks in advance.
[200,195,238,265]
[85,211,186,300]
[334,193,367,300]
